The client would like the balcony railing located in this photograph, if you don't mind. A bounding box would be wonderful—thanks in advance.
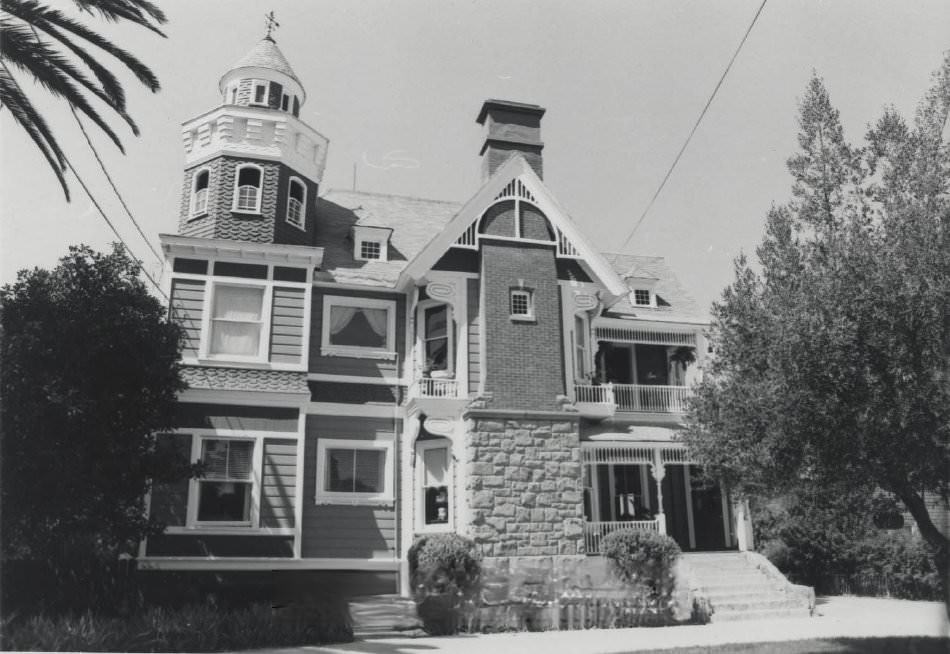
[612,384,690,413]
[411,377,462,399]
[584,519,661,554]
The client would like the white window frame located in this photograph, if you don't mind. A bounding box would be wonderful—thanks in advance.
[574,313,589,381]
[632,289,654,307]
[315,438,394,505]
[286,176,307,230]
[416,439,454,533]
[357,240,383,261]
[510,288,534,321]
[418,301,454,377]
[190,167,211,218]
[188,434,260,529]
[232,163,264,214]
[201,281,271,363]
[320,295,397,360]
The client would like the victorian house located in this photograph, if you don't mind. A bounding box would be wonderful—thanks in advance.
[142,35,756,595]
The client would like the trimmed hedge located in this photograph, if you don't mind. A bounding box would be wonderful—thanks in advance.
[601,528,681,599]
[0,600,352,652]
[408,534,482,635]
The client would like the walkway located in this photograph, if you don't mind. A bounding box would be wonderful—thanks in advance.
[244,597,948,654]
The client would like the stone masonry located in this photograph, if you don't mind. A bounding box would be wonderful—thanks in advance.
[464,414,584,558]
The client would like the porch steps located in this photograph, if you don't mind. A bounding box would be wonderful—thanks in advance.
[682,552,812,622]
[347,594,422,637]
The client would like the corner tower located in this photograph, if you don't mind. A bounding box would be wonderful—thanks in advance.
[177,35,328,245]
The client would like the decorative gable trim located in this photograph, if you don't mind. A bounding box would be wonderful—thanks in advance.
[418,156,623,294]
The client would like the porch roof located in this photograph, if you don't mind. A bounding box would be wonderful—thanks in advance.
[581,424,683,443]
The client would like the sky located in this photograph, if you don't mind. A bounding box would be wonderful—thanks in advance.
[1,0,948,312]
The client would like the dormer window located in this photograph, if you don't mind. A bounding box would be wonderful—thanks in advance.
[286,177,306,229]
[233,165,262,213]
[191,169,210,217]
[352,225,392,262]
[633,289,651,306]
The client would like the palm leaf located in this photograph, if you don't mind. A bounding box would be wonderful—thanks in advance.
[2,21,126,151]
[4,0,161,93]
[0,66,70,199]
[70,0,166,36]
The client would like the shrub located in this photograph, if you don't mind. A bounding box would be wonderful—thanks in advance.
[407,534,481,635]
[601,528,681,599]
[0,599,352,652]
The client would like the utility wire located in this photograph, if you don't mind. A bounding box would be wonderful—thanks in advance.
[70,106,164,264]
[619,0,768,251]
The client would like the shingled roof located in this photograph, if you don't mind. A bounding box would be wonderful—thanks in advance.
[313,189,461,287]
[226,37,300,84]
[601,253,704,323]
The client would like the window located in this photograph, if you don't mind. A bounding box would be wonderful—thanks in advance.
[321,295,396,359]
[228,85,237,104]
[315,438,394,504]
[196,439,254,524]
[417,440,452,531]
[510,289,533,319]
[359,240,382,260]
[281,93,289,111]
[234,165,262,213]
[253,82,267,105]
[633,289,651,306]
[209,284,265,358]
[423,304,450,373]
[192,169,210,217]
[286,178,306,229]
[574,315,588,380]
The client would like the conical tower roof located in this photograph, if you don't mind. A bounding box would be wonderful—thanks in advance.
[219,36,301,90]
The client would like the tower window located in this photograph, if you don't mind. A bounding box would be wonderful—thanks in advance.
[253,82,267,105]
[510,289,534,319]
[229,85,237,104]
[286,178,306,229]
[292,96,300,117]
[281,94,290,111]
[191,169,210,217]
[233,165,262,213]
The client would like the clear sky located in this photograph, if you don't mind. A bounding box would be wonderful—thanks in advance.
[2,0,947,312]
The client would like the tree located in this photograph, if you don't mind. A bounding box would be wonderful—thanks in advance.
[0,245,192,611]
[683,55,950,593]
[0,0,166,200]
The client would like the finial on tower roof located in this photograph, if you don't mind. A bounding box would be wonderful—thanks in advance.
[264,10,279,41]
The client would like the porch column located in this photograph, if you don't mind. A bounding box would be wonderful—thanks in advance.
[650,450,667,536]
[735,499,754,552]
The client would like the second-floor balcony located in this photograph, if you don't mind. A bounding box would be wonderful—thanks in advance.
[574,383,692,418]
[407,374,468,416]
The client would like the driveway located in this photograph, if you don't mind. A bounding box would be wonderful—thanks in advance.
[242,596,948,654]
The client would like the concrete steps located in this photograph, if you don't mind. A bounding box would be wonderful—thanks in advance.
[682,552,812,622]
[348,594,422,637]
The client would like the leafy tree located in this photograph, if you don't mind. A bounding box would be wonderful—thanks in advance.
[0,0,166,199]
[0,245,192,611]
[684,55,950,593]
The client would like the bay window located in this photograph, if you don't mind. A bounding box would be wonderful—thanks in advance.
[423,304,450,374]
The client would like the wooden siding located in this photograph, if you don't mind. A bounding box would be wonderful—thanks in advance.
[175,403,299,432]
[270,286,306,364]
[467,277,480,395]
[261,438,297,528]
[301,415,397,558]
[149,433,193,527]
[308,382,402,404]
[170,279,206,357]
[308,289,407,378]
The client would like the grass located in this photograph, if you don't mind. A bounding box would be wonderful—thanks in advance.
[632,636,949,654]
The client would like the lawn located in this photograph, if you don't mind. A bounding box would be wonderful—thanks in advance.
[635,636,949,654]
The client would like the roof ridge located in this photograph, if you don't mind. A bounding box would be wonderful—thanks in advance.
[321,188,463,206]
[600,251,666,261]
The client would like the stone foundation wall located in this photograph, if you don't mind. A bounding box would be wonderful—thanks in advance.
[464,414,584,557]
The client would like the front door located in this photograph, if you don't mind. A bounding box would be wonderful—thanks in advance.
[689,466,728,550]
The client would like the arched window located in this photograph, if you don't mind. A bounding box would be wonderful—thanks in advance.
[234,165,262,213]
[286,177,306,229]
[191,169,210,216]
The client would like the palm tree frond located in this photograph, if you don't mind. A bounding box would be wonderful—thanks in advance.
[69,0,167,36]
[4,0,161,92]
[0,67,71,199]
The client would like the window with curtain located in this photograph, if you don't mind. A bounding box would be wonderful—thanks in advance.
[287,178,306,228]
[235,166,262,212]
[328,307,387,348]
[197,439,254,523]
[192,170,210,216]
[422,445,450,526]
[209,285,265,357]
[423,304,450,373]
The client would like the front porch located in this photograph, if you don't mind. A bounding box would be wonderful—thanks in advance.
[581,441,743,554]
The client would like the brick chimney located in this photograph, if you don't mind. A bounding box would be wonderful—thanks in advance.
[476,99,546,181]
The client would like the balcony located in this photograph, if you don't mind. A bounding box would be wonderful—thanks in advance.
[407,376,467,416]
[583,519,662,554]
[573,383,691,419]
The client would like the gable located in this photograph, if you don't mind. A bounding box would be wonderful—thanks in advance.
[397,155,624,295]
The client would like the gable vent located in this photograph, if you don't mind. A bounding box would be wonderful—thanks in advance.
[495,178,536,203]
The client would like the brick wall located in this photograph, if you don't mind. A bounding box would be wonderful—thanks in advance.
[178,156,316,245]
[481,142,543,180]
[464,414,584,557]
[480,240,565,411]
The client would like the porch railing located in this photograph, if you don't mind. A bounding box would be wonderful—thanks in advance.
[574,383,614,405]
[411,377,462,398]
[584,519,660,554]
[612,384,690,413]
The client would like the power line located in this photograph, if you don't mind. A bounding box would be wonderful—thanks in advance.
[70,106,164,264]
[619,0,768,251]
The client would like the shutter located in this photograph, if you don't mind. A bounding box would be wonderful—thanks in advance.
[292,96,300,116]
[268,81,282,109]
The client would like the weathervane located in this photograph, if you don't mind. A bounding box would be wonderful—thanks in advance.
[264,11,280,39]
